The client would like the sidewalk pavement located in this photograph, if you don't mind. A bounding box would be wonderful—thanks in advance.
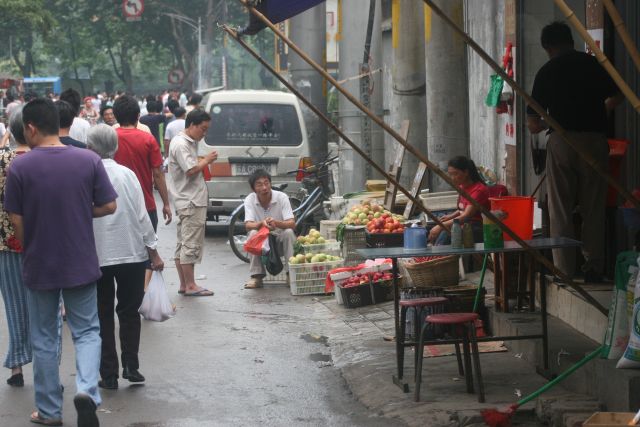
[312,272,595,427]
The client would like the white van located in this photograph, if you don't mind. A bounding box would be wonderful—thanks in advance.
[198,90,311,219]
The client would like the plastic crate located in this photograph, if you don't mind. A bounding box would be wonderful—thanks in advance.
[371,279,394,303]
[339,282,376,308]
[289,258,344,296]
[342,226,367,266]
[264,257,288,283]
[365,231,404,248]
[320,220,341,240]
[301,240,342,256]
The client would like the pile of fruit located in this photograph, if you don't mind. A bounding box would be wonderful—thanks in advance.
[341,202,390,226]
[289,252,341,265]
[340,271,394,288]
[296,229,326,245]
[365,212,405,234]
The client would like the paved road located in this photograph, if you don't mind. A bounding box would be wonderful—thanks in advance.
[0,218,402,426]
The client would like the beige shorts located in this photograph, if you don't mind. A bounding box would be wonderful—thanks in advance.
[174,204,207,264]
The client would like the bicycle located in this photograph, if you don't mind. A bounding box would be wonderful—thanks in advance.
[228,155,338,263]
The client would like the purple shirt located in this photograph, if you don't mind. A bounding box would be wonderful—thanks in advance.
[4,146,118,290]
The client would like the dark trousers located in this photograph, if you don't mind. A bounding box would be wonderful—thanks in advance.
[97,261,146,379]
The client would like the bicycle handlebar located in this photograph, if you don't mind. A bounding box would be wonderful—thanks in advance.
[286,155,339,175]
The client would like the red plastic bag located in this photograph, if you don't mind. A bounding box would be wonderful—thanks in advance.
[243,227,270,256]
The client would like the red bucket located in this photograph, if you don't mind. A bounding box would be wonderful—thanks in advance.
[489,196,534,241]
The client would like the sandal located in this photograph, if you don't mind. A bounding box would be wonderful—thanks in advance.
[7,372,24,387]
[30,411,63,426]
[244,278,263,289]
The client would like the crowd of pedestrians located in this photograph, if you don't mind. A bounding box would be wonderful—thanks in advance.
[0,87,212,426]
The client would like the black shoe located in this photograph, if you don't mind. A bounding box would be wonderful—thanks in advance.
[73,393,99,427]
[98,377,118,390]
[122,366,145,383]
[584,270,604,284]
[7,373,23,387]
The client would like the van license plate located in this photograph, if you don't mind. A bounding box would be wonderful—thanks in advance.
[232,163,275,176]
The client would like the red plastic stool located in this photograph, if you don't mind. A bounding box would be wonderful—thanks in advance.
[397,297,448,383]
[414,312,485,403]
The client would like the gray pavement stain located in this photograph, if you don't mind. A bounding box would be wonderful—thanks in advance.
[0,215,404,427]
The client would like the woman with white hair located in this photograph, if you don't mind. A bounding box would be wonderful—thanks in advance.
[0,107,31,387]
[87,124,164,390]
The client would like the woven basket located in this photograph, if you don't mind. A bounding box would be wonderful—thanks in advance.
[402,255,460,288]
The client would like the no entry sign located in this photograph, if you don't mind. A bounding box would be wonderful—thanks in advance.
[123,0,144,21]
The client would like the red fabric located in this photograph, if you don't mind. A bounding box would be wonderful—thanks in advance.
[487,184,508,198]
[114,128,163,211]
[457,181,490,223]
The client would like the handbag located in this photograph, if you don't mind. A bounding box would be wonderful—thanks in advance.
[261,232,284,275]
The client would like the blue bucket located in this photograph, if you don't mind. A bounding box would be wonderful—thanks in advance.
[404,227,427,249]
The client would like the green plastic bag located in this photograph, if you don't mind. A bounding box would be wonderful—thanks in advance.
[485,74,504,107]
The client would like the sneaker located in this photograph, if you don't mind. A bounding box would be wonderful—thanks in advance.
[73,393,99,427]
[244,277,263,289]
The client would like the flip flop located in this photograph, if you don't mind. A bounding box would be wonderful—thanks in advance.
[178,290,185,295]
[30,412,63,426]
[184,289,214,297]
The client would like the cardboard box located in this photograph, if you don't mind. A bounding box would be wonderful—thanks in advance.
[583,412,636,427]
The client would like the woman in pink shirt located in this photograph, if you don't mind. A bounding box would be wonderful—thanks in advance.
[428,156,490,245]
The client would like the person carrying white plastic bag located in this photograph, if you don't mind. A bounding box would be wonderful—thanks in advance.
[139,272,175,322]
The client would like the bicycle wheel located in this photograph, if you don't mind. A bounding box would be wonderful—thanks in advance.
[228,207,250,263]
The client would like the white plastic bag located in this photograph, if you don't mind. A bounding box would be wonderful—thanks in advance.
[617,256,640,368]
[138,272,175,322]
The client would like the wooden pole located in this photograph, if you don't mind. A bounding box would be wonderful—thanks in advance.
[229,5,609,315]
[220,24,446,232]
[603,0,640,72]
[554,0,640,112]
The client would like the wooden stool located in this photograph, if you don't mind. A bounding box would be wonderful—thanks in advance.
[414,312,485,403]
[397,297,448,382]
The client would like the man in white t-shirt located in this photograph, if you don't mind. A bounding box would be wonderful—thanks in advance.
[163,107,186,157]
[60,89,90,143]
[243,170,296,289]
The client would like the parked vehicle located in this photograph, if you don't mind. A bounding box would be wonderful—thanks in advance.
[198,90,311,221]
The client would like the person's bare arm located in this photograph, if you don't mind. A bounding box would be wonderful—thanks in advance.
[146,248,164,271]
[152,167,172,224]
[8,213,23,244]
[605,92,624,112]
[186,151,218,178]
[93,200,117,218]
[246,220,269,231]
[267,217,296,230]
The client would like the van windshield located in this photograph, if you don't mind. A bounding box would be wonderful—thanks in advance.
[205,103,303,146]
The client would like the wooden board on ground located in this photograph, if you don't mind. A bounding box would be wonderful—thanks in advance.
[383,120,409,211]
[403,162,428,219]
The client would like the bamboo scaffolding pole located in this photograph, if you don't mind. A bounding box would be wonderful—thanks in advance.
[603,0,640,73]
[554,0,640,112]
[220,24,448,232]
[236,1,608,315]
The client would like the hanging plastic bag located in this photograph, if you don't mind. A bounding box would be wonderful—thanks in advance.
[138,271,175,322]
[261,232,283,275]
[244,226,270,256]
[485,74,504,107]
[617,254,640,368]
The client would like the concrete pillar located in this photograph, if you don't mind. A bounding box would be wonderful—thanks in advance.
[389,0,427,188]
[338,0,384,193]
[289,3,328,164]
[425,0,469,192]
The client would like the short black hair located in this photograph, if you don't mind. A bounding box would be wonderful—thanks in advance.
[541,22,574,50]
[113,95,140,126]
[173,107,186,118]
[188,93,203,105]
[185,109,211,128]
[100,105,113,117]
[167,99,179,114]
[23,98,60,136]
[24,91,38,102]
[146,99,162,113]
[60,88,81,115]
[249,169,272,190]
[54,100,76,129]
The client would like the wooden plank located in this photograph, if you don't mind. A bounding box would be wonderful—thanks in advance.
[383,120,409,211]
[402,162,428,219]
